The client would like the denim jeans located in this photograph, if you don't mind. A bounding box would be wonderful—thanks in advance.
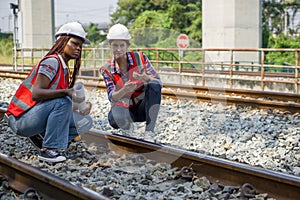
[108,80,162,131]
[8,97,93,149]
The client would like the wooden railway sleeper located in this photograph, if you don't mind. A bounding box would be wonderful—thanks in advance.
[241,183,258,198]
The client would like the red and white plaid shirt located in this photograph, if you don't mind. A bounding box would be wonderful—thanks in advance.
[100,52,161,102]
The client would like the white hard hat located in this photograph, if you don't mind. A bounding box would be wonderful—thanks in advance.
[55,22,90,44]
[107,23,131,40]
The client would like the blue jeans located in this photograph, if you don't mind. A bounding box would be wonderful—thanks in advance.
[8,97,93,149]
[108,80,162,131]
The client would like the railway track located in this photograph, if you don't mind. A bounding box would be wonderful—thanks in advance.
[0,107,299,199]
[0,152,108,200]
[159,67,297,78]
[1,64,297,78]
[83,130,300,200]
[1,69,300,113]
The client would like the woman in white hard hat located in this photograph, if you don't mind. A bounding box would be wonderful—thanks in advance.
[5,22,93,163]
[101,23,162,142]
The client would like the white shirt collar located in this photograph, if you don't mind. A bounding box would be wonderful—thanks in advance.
[57,53,68,69]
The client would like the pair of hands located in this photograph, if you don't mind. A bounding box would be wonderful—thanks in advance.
[123,71,151,93]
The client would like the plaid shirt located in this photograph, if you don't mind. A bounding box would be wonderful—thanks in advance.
[101,52,161,102]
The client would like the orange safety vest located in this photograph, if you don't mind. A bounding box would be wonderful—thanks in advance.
[6,54,69,117]
[101,52,147,108]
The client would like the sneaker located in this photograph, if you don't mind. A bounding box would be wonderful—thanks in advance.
[38,148,66,163]
[28,134,43,149]
[120,123,134,136]
[144,131,156,142]
[120,129,131,136]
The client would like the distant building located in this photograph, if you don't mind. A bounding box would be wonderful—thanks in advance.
[202,0,262,64]
[18,0,54,49]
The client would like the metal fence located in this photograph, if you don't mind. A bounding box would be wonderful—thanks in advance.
[13,47,300,92]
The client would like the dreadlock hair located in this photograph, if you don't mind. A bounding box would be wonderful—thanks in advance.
[46,35,82,88]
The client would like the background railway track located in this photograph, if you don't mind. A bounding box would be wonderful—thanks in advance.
[1,64,297,78]
[1,69,300,113]
[0,107,300,199]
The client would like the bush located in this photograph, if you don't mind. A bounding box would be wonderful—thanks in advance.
[265,34,300,64]
[0,35,14,64]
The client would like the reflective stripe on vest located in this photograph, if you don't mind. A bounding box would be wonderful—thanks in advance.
[6,54,68,117]
[101,52,146,108]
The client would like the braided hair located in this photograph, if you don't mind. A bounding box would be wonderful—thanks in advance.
[46,35,81,88]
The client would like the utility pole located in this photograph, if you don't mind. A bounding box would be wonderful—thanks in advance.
[10,3,19,71]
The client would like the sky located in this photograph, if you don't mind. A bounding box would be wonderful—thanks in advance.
[0,0,118,33]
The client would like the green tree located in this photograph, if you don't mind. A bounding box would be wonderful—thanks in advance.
[262,0,299,36]
[110,0,298,55]
[111,0,201,45]
[265,34,300,64]
[129,11,172,47]
[85,23,105,45]
[262,0,299,63]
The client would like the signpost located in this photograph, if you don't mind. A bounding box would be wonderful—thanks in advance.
[177,33,189,49]
[177,34,189,74]
[177,33,189,59]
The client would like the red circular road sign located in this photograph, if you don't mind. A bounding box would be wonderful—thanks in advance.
[177,34,189,49]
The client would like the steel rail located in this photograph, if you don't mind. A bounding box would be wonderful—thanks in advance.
[159,67,297,78]
[0,66,297,78]
[81,129,300,200]
[0,153,109,200]
[2,69,300,113]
